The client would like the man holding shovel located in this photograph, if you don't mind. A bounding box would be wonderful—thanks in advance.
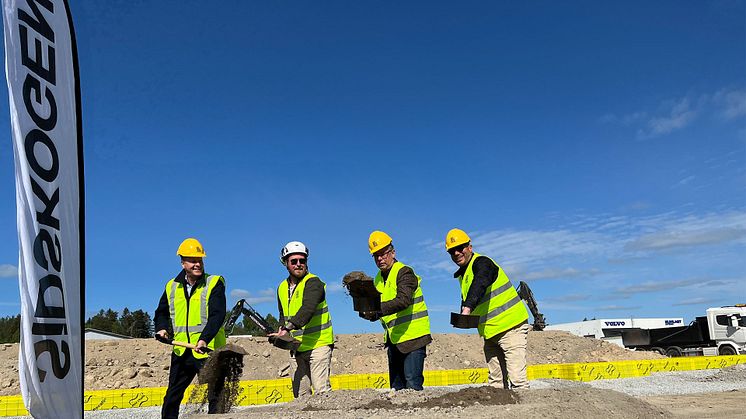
[270,241,334,398]
[154,238,227,418]
[362,231,432,391]
[445,228,530,389]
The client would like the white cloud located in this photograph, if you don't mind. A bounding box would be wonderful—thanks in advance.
[638,97,698,139]
[544,293,590,303]
[417,208,746,283]
[595,305,642,311]
[326,283,345,294]
[472,229,608,268]
[676,175,696,186]
[603,87,745,140]
[229,288,275,304]
[519,268,586,281]
[712,88,746,120]
[613,279,701,297]
[624,212,746,252]
[672,297,721,306]
[0,265,17,278]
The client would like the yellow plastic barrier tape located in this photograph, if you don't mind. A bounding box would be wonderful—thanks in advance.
[0,355,743,416]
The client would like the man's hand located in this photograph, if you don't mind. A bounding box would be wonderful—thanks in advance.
[194,339,208,354]
[460,307,472,315]
[269,328,290,338]
[360,311,381,321]
[269,325,292,338]
[156,329,169,339]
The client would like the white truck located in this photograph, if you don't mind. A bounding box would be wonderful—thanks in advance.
[621,305,746,357]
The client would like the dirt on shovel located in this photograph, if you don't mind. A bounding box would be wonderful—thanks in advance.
[187,343,248,414]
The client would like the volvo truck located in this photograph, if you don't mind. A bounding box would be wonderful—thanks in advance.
[621,305,746,357]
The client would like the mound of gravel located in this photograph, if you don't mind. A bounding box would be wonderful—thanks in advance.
[700,364,746,383]
[0,331,663,396]
[191,385,671,418]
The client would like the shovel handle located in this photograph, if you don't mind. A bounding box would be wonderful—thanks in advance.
[155,334,212,352]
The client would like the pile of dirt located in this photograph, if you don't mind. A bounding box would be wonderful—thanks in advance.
[192,385,671,418]
[0,331,663,396]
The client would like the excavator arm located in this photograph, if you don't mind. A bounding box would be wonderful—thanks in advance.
[516,281,546,331]
[223,299,274,335]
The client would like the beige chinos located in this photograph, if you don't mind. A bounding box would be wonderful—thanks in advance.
[291,344,333,397]
[483,321,530,389]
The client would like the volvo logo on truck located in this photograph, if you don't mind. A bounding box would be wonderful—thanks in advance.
[605,321,626,326]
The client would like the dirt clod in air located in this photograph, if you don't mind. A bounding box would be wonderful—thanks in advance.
[188,344,247,414]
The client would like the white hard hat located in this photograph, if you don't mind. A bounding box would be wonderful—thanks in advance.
[280,241,309,265]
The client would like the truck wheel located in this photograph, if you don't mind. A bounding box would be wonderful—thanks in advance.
[651,347,665,355]
[665,346,683,357]
[718,345,737,356]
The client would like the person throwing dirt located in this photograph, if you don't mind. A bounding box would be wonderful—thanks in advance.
[154,238,227,418]
[361,231,432,391]
[270,241,334,397]
[445,228,530,389]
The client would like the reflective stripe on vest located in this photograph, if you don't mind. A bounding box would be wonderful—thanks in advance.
[165,274,226,358]
[374,261,431,344]
[458,254,529,339]
[277,273,334,352]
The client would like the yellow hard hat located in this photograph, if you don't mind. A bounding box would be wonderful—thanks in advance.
[368,231,393,254]
[177,238,206,258]
[445,228,471,250]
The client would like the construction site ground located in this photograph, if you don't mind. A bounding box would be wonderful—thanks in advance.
[3,331,745,418]
[0,330,664,395]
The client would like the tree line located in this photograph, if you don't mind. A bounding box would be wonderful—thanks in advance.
[0,307,280,343]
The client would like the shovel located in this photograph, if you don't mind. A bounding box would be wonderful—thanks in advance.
[155,334,248,356]
[155,334,213,353]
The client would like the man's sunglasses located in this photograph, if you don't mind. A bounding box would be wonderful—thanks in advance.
[447,243,469,256]
[289,258,307,266]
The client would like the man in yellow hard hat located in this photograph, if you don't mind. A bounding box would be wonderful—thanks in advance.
[154,238,227,418]
[361,231,431,391]
[445,228,530,389]
[270,241,334,397]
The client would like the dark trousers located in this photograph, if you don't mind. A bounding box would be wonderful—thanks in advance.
[161,351,218,419]
[386,345,426,391]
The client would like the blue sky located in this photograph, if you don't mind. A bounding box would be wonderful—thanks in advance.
[0,1,744,334]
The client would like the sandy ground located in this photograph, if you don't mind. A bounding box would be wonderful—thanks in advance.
[0,331,663,396]
[186,388,746,419]
[189,386,673,419]
[184,369,746,419]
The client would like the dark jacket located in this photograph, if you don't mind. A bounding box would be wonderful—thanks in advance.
[453,255,500,310]
[154,270,226,345]
[277,275,326,329]
[380,264,432,353]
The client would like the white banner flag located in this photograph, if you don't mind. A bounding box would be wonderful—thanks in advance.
[2,0,84,417]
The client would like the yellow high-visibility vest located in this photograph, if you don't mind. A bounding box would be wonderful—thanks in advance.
[277,273,334,352]
[458,253,528,339]
[374,261,431,344]
[165,274,226,359]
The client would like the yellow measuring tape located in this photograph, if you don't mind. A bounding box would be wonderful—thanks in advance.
[0,355,743,416]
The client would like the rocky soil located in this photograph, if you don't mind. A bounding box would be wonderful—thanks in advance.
[192,385,674,419]
[0,330,662,396]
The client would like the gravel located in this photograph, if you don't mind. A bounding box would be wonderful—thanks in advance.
[579,364,746,396]
[4,366,744,418]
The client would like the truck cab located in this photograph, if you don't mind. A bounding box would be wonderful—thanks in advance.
[706,306,746,355]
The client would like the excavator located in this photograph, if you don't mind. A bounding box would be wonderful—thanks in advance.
[517,281,546,331]
[223,299,299,350]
